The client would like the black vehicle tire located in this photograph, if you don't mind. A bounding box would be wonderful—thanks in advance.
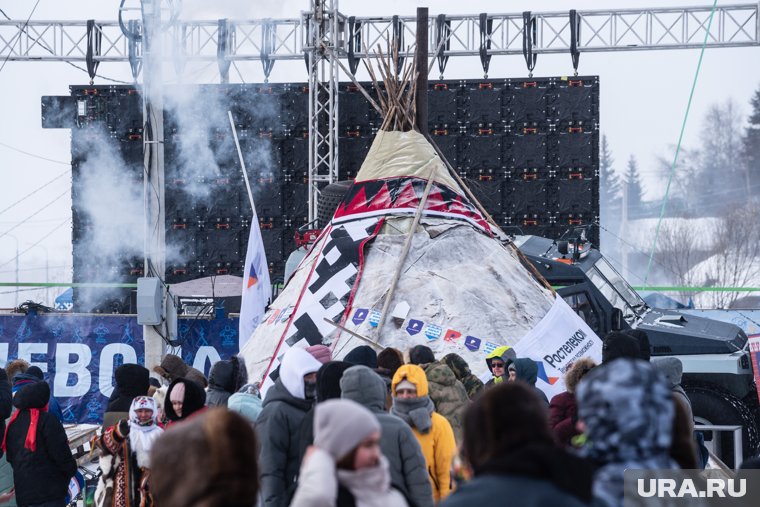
[684,382,760,467]
[317,180,353,228]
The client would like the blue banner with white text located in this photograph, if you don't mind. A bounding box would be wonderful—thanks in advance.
[0,314,240,424]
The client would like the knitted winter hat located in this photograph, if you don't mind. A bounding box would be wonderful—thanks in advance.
[169,382,186,403]
[396,379,415,392]
[344,346,378,369]
[314,399,381,461]
[306,344,333,365]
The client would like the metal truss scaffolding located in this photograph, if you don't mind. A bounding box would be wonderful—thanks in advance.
[4,2,760,221]
[2,4,758,63]
[306,0,340,223]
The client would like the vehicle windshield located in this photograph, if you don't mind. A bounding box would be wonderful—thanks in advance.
[587,257,646,321]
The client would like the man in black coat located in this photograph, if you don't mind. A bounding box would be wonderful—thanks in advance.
[5,380,77,506]
[102,363,150,430]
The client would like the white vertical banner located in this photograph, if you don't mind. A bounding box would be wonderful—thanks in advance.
[239,218,271,349]
[512,296,603,400]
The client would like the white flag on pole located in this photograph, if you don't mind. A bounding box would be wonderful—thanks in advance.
[239,215,271,349]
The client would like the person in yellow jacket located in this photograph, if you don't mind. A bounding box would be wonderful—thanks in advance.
[391,364,456,502]
[484,346,516,388]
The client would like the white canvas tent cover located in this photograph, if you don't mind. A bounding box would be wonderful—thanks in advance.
[241,130,559,386]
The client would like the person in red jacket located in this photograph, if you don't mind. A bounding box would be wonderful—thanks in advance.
[548,358,596,447]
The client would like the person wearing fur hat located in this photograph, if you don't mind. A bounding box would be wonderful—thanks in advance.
[391,364,456,502]
[440,383,592,507]
[94,396,163,507]
[548,358,596,447]
[164,377,207,426]
[291,399,408,507]
[152,354,207,388]
[341,366,434,507]
[151,408,260,507]
[3,362,28,389]
[257,347,322,507]
[103,364,151,431]
[205,356,248,408]
[4,380,76,507]
[576,358,678,507]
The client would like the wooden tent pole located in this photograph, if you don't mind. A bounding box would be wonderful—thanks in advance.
[376,163,436,333]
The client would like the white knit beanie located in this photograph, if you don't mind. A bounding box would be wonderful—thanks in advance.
[314,399,381,461]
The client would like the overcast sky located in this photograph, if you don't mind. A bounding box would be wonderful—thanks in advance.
[0,0,758,308]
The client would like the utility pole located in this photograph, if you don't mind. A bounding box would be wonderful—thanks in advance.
[142,0,166,371]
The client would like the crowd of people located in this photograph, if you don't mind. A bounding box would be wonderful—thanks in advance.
[0,330,756,507]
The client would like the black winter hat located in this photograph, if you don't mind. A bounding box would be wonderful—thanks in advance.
[114,363,150,398]
[601,332,641,364]
[25,366,44,380]
[344,346,378,369]
[316,361,353,402]
[408,345,435,365]
[626,329,651,361]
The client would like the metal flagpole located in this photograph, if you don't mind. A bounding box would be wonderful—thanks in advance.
[228,111,256,211]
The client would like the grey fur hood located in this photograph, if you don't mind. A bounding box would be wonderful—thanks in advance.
[650,357,683,389]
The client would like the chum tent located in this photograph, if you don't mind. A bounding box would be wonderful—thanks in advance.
[240,49,601,396]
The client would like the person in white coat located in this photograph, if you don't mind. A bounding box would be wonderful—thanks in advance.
[291,399,408,507]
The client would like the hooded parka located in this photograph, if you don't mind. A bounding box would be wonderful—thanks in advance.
[5,381,76,506]
[391,365,456,502]
[205,356,248,407]
[102,364,150,430]
[577,359,678,507]
[484,346,515,387]
[510,358,549,405]
[257,347,322,507]
[442,353,483,400]
[340,366,434,507]
[164,377,207,424]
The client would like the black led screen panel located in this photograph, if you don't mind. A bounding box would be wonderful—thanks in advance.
[48,76,598,312]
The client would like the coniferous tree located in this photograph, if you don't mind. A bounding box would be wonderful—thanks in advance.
[624,155,644,217]
[599,135,622,215]
[742,85,760,197]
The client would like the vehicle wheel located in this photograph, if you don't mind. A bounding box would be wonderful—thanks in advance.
[684,382,760,468]
[317,180,353,228]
